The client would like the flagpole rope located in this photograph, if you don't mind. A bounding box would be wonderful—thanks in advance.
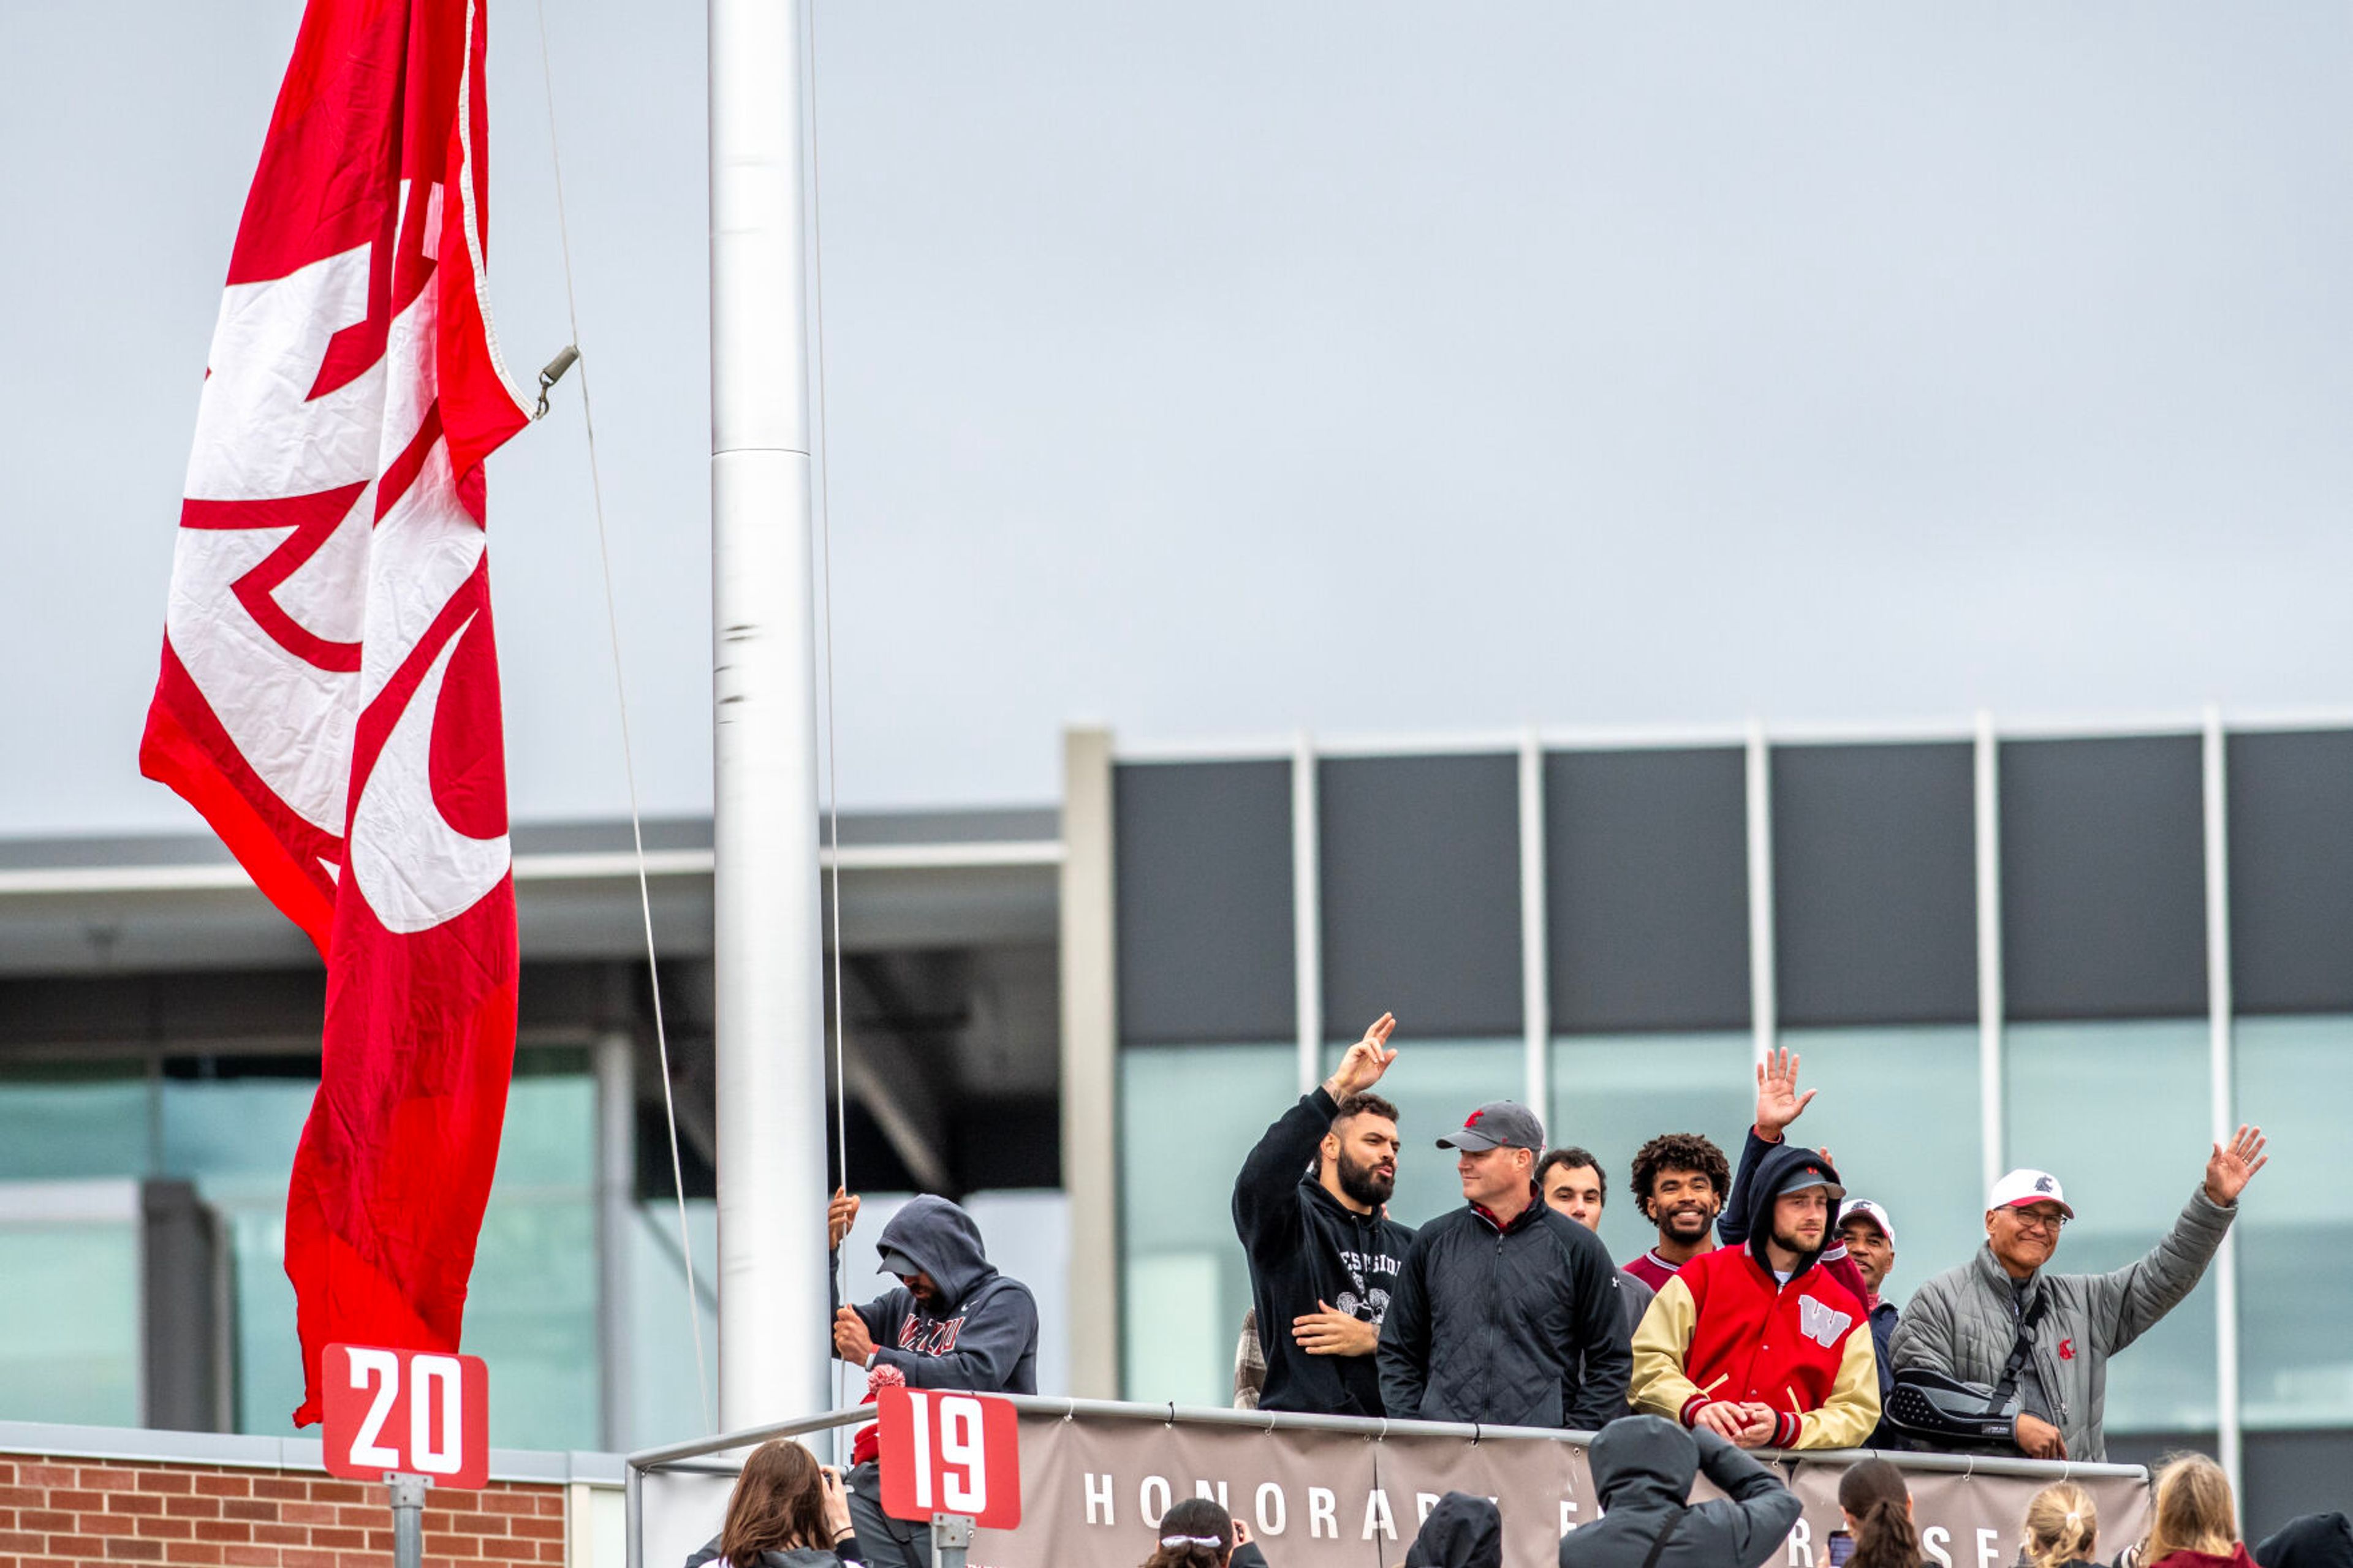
[802,0,857,1423]
[531,0,714,1439]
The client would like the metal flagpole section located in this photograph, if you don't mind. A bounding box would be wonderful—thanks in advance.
[2200,705,2243,1498]
[708,0,829,1428]
[1292,732,1322,1096]
[1518,727,1549,1116]
[1974,711,2006,1199]
[1744,720,1776,1067]
[387,1474,428,1568]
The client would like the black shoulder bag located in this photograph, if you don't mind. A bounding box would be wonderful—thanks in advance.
[1639,1509,1687,1568]
[1882,1291,2051,1453]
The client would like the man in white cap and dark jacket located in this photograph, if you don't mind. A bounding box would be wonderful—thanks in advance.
[1889,1124,2268,1461]
[1377,1099,1630,1429]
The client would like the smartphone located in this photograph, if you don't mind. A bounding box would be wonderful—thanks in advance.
[1829,1530,1855,1567]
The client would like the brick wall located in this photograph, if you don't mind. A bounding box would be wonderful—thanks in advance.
[0,1453,569,1568]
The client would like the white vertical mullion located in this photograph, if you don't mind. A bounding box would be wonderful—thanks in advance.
[1976,711,2006,1199]
[1745,720,1776,1067]
[1520,727,1550,1119]
[2203,705,2243,1497]
[1294,732,1323,1097]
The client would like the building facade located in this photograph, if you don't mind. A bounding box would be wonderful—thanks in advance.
[3,716,2350,1531]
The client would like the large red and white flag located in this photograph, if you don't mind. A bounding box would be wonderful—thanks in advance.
[140,0,532,1425]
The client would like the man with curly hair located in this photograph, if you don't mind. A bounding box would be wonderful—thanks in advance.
[1624,1131,1733,1294]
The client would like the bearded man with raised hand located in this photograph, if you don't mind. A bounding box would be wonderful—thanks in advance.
[1233,1012,1416,1416]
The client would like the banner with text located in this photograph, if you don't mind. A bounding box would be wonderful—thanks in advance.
[957,1415,2151,1568]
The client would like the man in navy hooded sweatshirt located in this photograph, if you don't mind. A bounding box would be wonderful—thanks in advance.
[827,1191,1039,1568]
[828,1190,1039,1393]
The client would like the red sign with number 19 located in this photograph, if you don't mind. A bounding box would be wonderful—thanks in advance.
[320,1343,491,1488]
[875,1388,1021,1528]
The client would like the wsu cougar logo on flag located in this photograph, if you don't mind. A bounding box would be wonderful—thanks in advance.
[140,0,531,1425]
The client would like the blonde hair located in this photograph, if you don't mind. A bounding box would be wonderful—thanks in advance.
[2140,1453,2237,1566]
[2022,1482,2099,1568]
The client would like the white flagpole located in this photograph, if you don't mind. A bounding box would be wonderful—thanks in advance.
[708,0,829,1429]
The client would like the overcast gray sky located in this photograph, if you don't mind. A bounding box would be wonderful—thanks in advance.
[5,2,2349,836]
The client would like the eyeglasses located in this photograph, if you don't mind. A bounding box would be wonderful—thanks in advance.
[2006,1208,2069,1234]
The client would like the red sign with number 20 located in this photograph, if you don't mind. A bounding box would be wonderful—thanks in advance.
[876,1387,1021,1528]
[321,1343,491,1489]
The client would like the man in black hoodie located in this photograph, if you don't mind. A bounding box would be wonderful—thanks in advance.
[828,1192,1039,1393]
[1232,1012,1416,1416]
[827,1192,1041,1568]
[1558,1414,1800,1568]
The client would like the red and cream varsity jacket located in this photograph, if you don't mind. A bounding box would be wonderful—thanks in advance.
[1629,1243,1879,1450]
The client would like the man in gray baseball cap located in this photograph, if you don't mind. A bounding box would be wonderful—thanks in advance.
[1377,1099,1631,1428]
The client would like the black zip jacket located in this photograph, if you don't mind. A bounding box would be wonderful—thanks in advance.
[1376,1189,1631,1430]
[1233,1088,1416,1416]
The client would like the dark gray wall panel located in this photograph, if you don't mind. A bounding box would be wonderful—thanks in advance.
[1115,761,1295,1044]
[2000,736,2207,1020]
[1320,754,1522,1038]
[2245,1430,2353,1538]
[2229,729,2353,1013]
[1547,748,1750,1033]
[1773,743,1977,1026]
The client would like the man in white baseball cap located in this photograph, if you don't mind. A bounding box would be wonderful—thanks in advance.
[1888,1128,2268,1462]
[1835,1197,1900,1435]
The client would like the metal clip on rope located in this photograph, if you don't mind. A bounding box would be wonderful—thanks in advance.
[534,344,580,418]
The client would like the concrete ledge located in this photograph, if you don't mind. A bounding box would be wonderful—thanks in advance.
[0,1418,627,1487]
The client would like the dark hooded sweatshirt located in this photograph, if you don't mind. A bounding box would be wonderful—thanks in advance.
[833,1195,1038,1394]
[2257,1515,2353,1568]
[1405,1492,1503,1568]
[1233,1088,1416,1416]
[1558,1415,1800,1568]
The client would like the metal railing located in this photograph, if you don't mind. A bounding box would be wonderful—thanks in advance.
[624,1395,2148,1568]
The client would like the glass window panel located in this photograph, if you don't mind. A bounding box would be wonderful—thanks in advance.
[158,1050,599,1447]
[452,1065,600,1451]
[628,1197,719,1452]
[1319,1037,1523,1232]
[1775,1027,1982,1308]
[0,1189,140,1426]
[1116,760,1296,1045]
[2005,1019,2218,1434]
[2234,1015,2353,1430]
[1550,1033,1752,1268]
[1118,1043,1294,1405]
[0,1065,153,1180]
[162,1073,318,1433]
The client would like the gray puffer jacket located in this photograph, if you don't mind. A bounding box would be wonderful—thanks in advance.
[1558,1416,1800,1568]
[1887,1185,2235,1461]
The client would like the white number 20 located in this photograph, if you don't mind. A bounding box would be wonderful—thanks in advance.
[344,1350,465,1476]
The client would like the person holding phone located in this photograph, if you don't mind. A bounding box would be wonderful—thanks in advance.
[1815,1460,1925,1568]
[684,1438,864,1567]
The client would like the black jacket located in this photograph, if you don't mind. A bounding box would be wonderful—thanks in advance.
[1406,1493,1504,1568]
[1233,1088,1416,1416]
[833,1196,1038,1394]
[1376,1190,1630,1429]
[1558,1415,1801,1568]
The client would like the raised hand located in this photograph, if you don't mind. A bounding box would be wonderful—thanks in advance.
[1322,1013,1400,1101]
[1754,1047,1816,1142]
[2203,1126,2268,1206]
[828,1186,861,1249]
